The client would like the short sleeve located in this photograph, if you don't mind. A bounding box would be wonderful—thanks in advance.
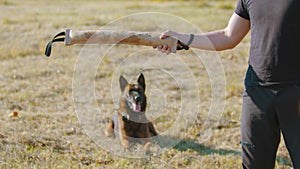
[234,0,250,20]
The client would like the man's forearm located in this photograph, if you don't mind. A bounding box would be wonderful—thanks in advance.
[177,30,237,51]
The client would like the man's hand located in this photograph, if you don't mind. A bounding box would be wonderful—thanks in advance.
[154,30,180,54]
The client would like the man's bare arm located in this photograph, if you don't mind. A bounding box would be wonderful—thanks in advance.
[159,13,250,53]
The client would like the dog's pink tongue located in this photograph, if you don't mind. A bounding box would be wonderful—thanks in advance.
[133,103,141,112]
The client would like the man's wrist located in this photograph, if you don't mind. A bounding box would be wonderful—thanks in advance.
[186,34,195,46]
[178,33,194,46]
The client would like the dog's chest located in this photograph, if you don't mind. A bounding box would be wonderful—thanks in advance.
[113,112,148,136]
[124,120,142,131]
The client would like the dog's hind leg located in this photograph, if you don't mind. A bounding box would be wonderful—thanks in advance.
[105,120,115,138]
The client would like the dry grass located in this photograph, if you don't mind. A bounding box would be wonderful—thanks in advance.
[0,0,292,168]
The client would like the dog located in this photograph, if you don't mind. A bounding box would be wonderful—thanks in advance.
[105,73,158,154]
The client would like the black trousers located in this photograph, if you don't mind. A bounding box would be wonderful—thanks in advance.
[241,84,300,169]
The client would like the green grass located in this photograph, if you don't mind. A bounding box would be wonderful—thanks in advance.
[0,0,292,168]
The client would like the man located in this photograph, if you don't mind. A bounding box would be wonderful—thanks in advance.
[155,0,300,168]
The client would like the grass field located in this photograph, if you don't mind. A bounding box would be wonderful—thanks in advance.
[0,0,293,168]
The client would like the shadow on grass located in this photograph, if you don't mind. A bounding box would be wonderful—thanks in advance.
[154,135,240,156]
[174,139,240,156]
[154,135,292,167]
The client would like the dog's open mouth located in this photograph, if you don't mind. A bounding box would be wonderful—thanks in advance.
[132,102,142,112]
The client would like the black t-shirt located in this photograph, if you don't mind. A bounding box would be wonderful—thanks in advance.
[235,0,300,86]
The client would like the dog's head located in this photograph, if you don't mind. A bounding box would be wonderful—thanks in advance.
[119,74,146,113]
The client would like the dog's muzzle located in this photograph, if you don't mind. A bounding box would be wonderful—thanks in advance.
[129,91,143,112]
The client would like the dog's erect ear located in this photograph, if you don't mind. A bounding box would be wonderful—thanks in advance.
[119,75,128,92]
[137,73,145,91]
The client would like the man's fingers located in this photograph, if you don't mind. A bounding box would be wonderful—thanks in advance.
[161,45,168,53]
[162,45,168,50]
[159,34,169,40]
[157,45,163,50]
[159,30,175,40]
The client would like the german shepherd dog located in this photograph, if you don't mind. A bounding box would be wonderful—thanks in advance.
[105,73,158,154]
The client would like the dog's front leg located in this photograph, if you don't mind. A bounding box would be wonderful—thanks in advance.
[148,122,158,136]
[140,137,152,155]
[105,120,115,138]
[120,137,130,151]
[119,127,131,151]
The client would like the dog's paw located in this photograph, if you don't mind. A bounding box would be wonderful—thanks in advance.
[105,121,115,138]
[104,130,115,138]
